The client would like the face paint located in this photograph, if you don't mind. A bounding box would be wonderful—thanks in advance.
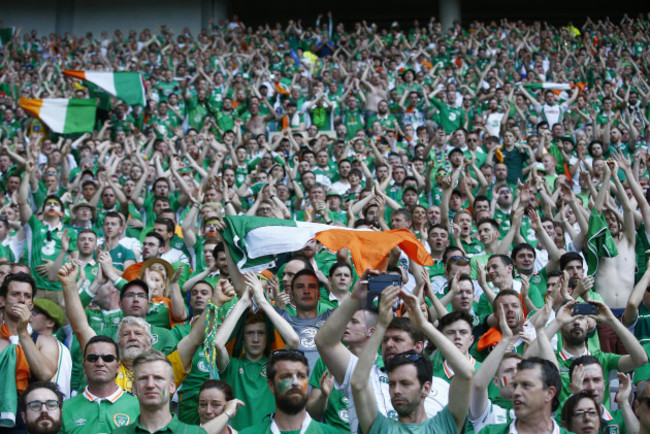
[499,376,508,388]
[277,375,308,394]
[277,379,293,394]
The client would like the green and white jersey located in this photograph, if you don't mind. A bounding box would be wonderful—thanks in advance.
[309,357,350,432]
[556,348,621,405]
[220,356,275,431]
[172,321,212,425]
[61,386,139,434]
[25,215,78,291]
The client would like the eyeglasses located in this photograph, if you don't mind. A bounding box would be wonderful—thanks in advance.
[26,400,60,411]
[123,292,148,299]
[573,409,599,419]
[85,354,117,363]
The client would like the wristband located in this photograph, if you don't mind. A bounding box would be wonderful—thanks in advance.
[223,410,232,420]
[224,201,232,205]
[270,194,277,199]
[113,276,123,286]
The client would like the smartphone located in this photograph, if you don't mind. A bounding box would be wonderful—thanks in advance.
[573,303,598,316]
[366,273,402,311]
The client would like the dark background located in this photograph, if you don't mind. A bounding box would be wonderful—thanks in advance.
[231,1,648,29]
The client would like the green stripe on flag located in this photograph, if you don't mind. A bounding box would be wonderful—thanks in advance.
[222,215,297,272]
[113,72,145,105]
[63,99,97,134]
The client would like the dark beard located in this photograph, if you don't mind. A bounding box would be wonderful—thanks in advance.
[27,416,62,434]
[563,331,587,347]
[275,393,308,415]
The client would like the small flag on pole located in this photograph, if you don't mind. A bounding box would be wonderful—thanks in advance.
[63,70,146,105]
[19,98,96,134]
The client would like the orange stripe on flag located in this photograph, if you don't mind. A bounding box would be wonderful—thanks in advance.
[18,97,43,118]
[315,229,433,276]
[62,69,87,80]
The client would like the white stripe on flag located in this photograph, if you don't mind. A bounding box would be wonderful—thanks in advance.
[85,71,116,96]
[245,222,328,259]
[40,99,69,132]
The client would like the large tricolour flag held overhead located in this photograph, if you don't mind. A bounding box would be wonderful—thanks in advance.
[63,70,145,106]
[523,82,573,91]
[18,98,96,134]
[221,215,434,275]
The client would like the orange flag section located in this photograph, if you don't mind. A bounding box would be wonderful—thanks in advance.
[62,69,86,80]
[315,228,434,276]
[18,97,43,118]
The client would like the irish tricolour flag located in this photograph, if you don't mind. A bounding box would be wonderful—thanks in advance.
[18,98,96,134]
[221,215,433,275]
[63,70,145,106]
[523,82,573,91]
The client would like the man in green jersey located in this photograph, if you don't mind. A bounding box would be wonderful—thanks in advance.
[174,279,235,424]
[478,358,569,434]
[351,286,472,434]
[113,350,206,434]
[212,273,300,431]
[239,350,340,434]
[19,161,78,303]
[61,335,139,433]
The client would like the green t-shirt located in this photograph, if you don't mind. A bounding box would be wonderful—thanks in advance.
[113,414,206,434]
[369,406,459,434]
[240,418,341,434]
[26,215,78,291]
[172,321,212,425]
[61,387,140,433]
[308,357,350,432]
[220,356,275,431]
[479,420,572,434]
[556,349,621,405]
[107,244,136,271]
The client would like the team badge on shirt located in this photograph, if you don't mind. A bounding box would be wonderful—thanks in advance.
[114,414,130,426]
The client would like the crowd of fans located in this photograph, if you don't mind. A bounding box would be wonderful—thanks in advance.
[0,10,650,434]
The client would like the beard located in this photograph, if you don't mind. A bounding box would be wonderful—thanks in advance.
[275,391,308,415]
[121,344,145,360]
[563,329,587,347]
[26,414,62,434]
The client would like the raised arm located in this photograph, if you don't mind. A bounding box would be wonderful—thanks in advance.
[58,262,96,350]
[351,285,399,434]
[245,273,299,348]
[314,270,372,383]
[470,304,513,419]
[401,289,472,432]
[18,160,35,225]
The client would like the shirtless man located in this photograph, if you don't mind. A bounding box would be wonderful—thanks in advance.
[588,160,636,352]
[361,70,388,114]
[245,102,274,136]
[592,161,635,309]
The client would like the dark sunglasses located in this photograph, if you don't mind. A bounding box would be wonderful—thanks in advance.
[85,354,118,363]
[392,352,423,362]
[271,349,305,358]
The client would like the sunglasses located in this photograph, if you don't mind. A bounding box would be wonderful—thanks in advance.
[392,352,423,362]
[271,349,305,358]
[85,354,118,363]
[449,255,470,263]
